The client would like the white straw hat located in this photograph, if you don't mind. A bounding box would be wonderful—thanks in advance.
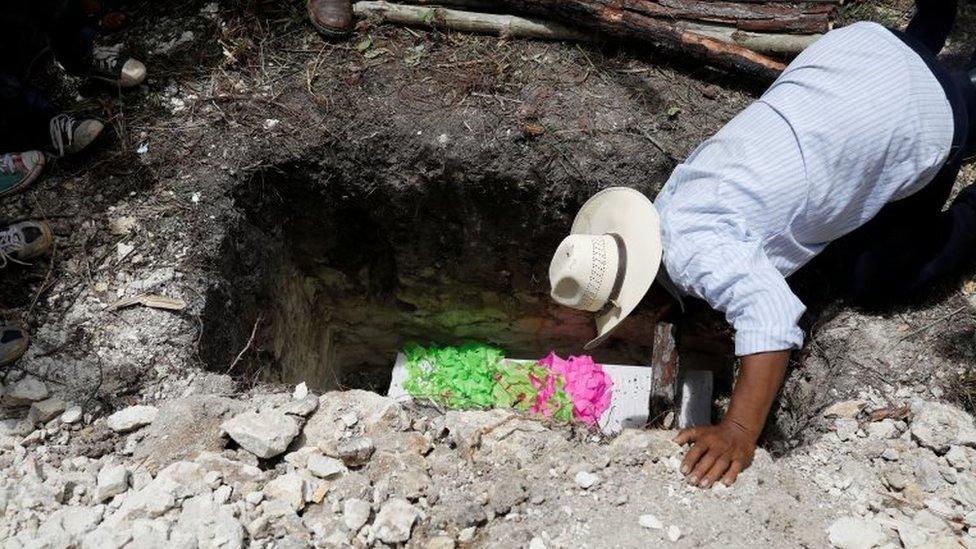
[549,187,664,349]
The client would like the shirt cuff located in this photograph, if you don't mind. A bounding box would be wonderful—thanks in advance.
[734,325,804,356]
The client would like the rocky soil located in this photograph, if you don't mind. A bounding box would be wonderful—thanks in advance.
[2,377,976,548]
[1,0,976,547]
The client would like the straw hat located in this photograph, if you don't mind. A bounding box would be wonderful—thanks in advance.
[549,187,668,349]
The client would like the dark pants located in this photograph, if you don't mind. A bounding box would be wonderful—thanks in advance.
[839,0,976,307]
[0,1,96,151]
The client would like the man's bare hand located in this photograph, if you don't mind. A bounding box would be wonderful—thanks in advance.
[674,420,756,488]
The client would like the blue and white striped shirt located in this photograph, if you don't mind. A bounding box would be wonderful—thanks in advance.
[655,22,955,356]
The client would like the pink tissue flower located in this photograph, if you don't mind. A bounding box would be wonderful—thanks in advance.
[528,371,557,418]
[538,352,613,426]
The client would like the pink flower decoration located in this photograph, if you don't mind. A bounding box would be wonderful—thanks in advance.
[537,352,613,426]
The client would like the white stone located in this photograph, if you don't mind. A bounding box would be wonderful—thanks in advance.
[835,419,859,442]
[343,498,371,532]
[220,409,301,459]
[245,491,264,505]
[61,406,83,424]
[340,412,359,427]
[574,471,600,490]
[264,473,307,511]
[293,382,309,400]
[946,446,972,470]
[639,514,663,530]
[910,401,976,453]
[96,464,130,502]
[308,454,347,479]
[373,498,418,544]
[4,376,48,405]
[866,419,898,440]
[458,527,476,543]
[955,475,976,509]
[667,525,682,542]
[105,405,158,432]
[827,517,888,549]
[529,537,547,549]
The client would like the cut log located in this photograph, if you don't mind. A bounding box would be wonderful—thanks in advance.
[477,0,790,79]
[392,0,820,55]
[361,1,787,78]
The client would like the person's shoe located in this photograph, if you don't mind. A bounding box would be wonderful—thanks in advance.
[91,45,147,88]
[0,221,54,267]
[0,324,29,367]
[308,0,353,37]
[49,114,104,156]
[0,151,45,198]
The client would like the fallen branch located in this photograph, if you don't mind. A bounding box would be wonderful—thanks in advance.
[227,315,263,374]
[491,0,788,79]
[355,1,590,42]
[356,1,816,57]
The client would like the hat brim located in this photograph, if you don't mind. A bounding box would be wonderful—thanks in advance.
[570,187,662,350]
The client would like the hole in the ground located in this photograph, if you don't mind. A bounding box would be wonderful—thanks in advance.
[199,161,660,392]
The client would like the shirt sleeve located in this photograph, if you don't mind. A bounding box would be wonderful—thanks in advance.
[660,195,806,357]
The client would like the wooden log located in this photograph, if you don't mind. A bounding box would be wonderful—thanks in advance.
[360,1,818,55]
[648,320,680,425]
[487,0,788,79]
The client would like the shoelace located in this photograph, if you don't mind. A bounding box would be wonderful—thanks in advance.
[49,114,75,157]
[92,45,122,74]
[0,228,29,269]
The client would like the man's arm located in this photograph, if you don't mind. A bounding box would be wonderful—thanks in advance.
[673,350,790,488]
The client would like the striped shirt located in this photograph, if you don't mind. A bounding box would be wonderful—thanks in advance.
[655,22,955,356]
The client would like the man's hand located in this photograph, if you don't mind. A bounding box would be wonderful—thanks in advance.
[673,350,791,488]
[674,420,756,488]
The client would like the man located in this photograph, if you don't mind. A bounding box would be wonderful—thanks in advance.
[549,2,976,488]
[307,0,354,38]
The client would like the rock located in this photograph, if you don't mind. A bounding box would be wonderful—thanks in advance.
[866,419,898,439]
[96,464,130,502]
[221,409,301,459]
[443,409,513,459]
[910,402,976,453]
[62,405,83,424]
[609,429,679,466]
[488,478,527,515]
[335,437,375,467]
[639,514,663,530]
[3,375,48,405]
[245,491,264,505]
[827,517,889,549]
[667,525,682,542]
[293,382,309,400]
[824,400,867,419]
[281,394,319,417]
[28,398,66,425]
[458,526,477,543]
[367,451,431,500]
[308,454,347,479]
[340,412,359,428]
[954,475,976,509]
[343,498,371,532]
[883,470,908,491]
[106,405,158,432]
[574,471,600,490]
[529,537,546,549]
[265,473,308,512]
[946,446,972,470]
[914,456,944,492]
[0,418,33,437]
[835,418,859,442]
[895,520,928,547]
[374,498,419,544]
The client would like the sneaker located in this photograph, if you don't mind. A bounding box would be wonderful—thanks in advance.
[308,0,353,38]
[0,221,53,268]
[91,45,146,88]
[0,324,29,367]
[49,114,104,156]
[0,151,45,198]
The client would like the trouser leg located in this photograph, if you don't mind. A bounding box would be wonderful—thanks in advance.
[905,0,958,54]
[0,74,59,152]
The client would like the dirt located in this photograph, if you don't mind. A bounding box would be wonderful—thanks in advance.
[1,0,976,547]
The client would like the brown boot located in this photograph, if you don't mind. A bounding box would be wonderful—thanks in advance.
[308,0,353,37]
